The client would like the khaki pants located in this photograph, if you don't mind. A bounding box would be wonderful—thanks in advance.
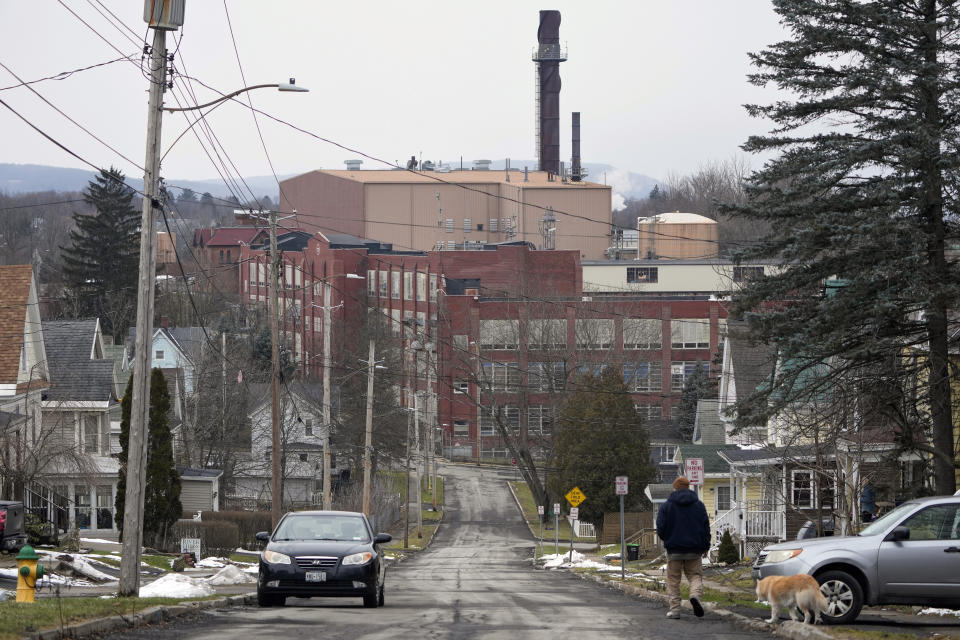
[666,557,703,611]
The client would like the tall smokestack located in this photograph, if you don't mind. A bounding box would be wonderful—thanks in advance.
[571,111,582,182]
[533,10,566,175]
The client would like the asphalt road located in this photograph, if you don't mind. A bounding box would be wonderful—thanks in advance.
[99,463,766,640]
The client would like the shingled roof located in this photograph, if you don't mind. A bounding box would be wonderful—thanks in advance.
[42,319,115,403]
[676,444,743,475]
[727,319,777,400]
[0,265,34,385]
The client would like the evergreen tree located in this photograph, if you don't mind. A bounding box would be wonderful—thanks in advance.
[60,167,140,337]
[728,0,960,494]
[549,367,654,525]
[717,529,739,565]
[115,369,182,548]
[676,362,717,443]
[178,188,197,203]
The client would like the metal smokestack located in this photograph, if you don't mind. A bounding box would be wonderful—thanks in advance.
[571,111,582,182]
[533,10,566,175]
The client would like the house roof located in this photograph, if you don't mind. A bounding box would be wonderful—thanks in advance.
[727,320,777,400]
[675,444,742,474]
[42,319,115,402]
[178,467,223,479]
[42,320,98,367]
[0,265,33,385]
[193,228,214,247]
[645,483,675,502]
[126,327,206,364]
[206,227,263,247]
[693,399,725,445]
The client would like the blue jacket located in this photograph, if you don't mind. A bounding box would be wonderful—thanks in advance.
[656,489,711,554]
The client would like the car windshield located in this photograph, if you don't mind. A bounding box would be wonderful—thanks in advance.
[273,515,370,542]
[859,501,917,536]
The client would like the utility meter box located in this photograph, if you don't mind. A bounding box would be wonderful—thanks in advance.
[144,0,185,30]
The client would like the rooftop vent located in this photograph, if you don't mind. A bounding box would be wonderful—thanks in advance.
[473,159,492,171]
[344,159,363,170]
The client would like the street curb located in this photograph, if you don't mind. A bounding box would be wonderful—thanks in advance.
[27,593,256,640]
[566,570,835,640]
[506,480,541,541]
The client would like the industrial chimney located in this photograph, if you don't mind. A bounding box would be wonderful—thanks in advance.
[533,10,566,175]
[571,111,582,182]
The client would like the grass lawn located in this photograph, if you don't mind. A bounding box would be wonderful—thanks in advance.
[230,552,260,563]
[509,481,574,541]
[421,476,443,507]
[0,596,222,640]
[140,554,174,571]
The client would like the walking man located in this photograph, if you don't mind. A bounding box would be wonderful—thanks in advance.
[656,476,710,618]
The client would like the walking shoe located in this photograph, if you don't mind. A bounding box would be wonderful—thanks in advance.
[690,596,704,618]
[666,609,681,619]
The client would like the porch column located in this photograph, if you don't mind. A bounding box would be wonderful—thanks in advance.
[90,485,98,530]
[67,481,75,530]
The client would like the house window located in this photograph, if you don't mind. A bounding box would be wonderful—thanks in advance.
[464,218,472,233]
[299,453,309,462]
[634,403,663,420]
[528,405,553,435]
[527,319,566,350]
[481,362,520,392]
[575,319,614,350]
[155,350,164,360]
[671,361,708,391]
[733,266,764,282]
[623,318,661,349]
[96,485,113,529]
[83,416,99,454]
[626,267,658,283]
[453,380,469,394]
[304,419,313,436]
[817,471,837,511]
[652,445,676,464]
[792,470,814,508]
[528,362,566,392]
[219,249,225,264]
[445,218,454,233]
[453,420,469,437]
[625,362,662,392]
[716,486,732,512]
[75,486,91,529]
[670,318,710,349]
[479,320,519,350]
[226,249,231,263]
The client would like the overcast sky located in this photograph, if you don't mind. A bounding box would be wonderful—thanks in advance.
[1,1,786,192]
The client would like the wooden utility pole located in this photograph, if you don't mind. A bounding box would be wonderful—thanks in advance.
[361,336,375,516]
[269,210,282,528]
[321,280,333,510]
[120,22,167,597]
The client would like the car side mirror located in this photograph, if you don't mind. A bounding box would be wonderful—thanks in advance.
[885,525,909,542]
[374,533,392,544]
[255,531,270,542]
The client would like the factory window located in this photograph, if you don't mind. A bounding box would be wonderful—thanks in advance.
[366,270,376,295]
[623,318,661,350]
[624,362,662,392]
[403,272,413,300]
[634,404,664,420]
[417,272,427,301]
[527,319,566,350]
[575,319,614,350]
[453,420,469,437]
[479,320,519,350]
[391,271,401,299]
[670,318,710,349]
[671,361,709,390]
[733,266,764,282]
[626,267,658,283]
[445,218,454,233]
[447,241,455,251]
[477,223,484,231]
[378,270,388,296]
[489,218,499,233]
[464,218,472,233]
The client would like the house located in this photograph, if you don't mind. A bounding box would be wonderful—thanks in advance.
[33,319,120,533]
[228,382,332,509]
[0,265,49,500]
[646,419,682,483]
[125,325,205,394]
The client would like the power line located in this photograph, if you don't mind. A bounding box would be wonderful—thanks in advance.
[0,56,136,92]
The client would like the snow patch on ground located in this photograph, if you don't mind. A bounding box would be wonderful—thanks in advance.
[919,608,960,616]
[234,548,261,556]
[196,557,228,569]
[0,567,94,587]
[139,573,215,598]
[80,538,120,545]
[206,565,256,586]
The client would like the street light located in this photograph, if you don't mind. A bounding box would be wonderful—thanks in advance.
[163,79,309,111]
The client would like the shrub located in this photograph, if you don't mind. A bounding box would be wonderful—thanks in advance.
[717,529,739,565]
[171,520,239,557]
[195,511,272,549]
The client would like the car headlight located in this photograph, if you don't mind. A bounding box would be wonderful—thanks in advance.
[342,552,373,566]
[263,549,292,565]
[764,549,802,564]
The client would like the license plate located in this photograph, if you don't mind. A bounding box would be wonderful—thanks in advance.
[305,571,326,582]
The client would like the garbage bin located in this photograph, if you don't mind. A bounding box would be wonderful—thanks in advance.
[626,544,640,561]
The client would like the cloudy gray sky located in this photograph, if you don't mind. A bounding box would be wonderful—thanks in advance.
[1,1,786,192]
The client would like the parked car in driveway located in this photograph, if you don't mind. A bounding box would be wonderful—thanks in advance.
[256,510,392,608]
[0,501,27,552]
[753,495,960,624]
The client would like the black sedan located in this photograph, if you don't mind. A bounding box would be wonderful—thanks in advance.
[255,510,392,608]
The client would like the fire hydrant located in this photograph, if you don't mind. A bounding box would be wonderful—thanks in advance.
[15,545,44,603]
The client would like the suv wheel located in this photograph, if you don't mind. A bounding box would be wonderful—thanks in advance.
[816,570,863,624]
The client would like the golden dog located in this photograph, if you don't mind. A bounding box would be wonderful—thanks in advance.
[755,574,828,624]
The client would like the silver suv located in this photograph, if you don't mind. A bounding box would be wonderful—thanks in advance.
[753,495,960,624]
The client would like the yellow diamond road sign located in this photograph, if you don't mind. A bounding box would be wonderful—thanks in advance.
[565,486,586,507]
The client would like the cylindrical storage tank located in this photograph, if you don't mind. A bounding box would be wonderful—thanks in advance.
[637,212,719,259]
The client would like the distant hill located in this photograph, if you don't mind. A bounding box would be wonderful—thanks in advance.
[0,163,283,201]
[0,161,660,207]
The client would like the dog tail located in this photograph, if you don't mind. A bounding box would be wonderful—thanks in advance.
[814,586,829,614]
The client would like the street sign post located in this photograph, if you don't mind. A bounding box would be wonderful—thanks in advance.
[570,507,579,520]
[684,458,704,485]
[616,476,628,580]
[537,505,544,546]
[565,486,586,507]
[553,503,560,553]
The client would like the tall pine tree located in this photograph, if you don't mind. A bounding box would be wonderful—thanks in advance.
[60,167,140,338]
[116,369,182,549]
[676,361,717,443]
[728,0,960,494]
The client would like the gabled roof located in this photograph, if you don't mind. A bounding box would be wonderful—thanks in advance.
[692,399,725,445]
[0,265,33,385]
[126,326,206,365]
[42,319,115,403]
[675,444,742,474]
[206,227,263,247]
[727,320,777,401]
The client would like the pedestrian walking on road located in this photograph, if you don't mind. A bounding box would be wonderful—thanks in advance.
[656,476,710,619]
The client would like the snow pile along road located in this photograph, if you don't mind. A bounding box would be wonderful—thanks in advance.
[206,565,256,585]
[139,573,215,598]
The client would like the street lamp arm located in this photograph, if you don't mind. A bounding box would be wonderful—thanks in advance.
[163,81,308,112]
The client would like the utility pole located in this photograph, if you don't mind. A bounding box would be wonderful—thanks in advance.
[321,280,333,510]
[361,336,375,516]
[427,346,437,511]
[414,391,422,537]
[269,210,282,529]
[119,10,172,597]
